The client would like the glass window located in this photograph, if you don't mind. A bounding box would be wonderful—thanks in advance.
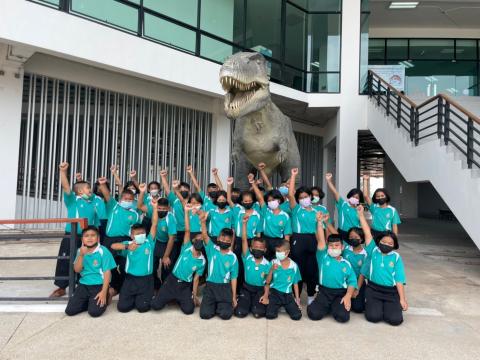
[307,14,341,72]
[359,11,370,93]
[386,39,408,59]
[369,39,385,60]
[200,0,244,44]
[245,0,282,60]
[410,39,454,60]
[71,0,138,32]
[456,40,477,60]
[289,0,342,12]
[284,66,305,91]
[144,14,196,53]
[34,0,60,7]
[143,0,197,27]
[306,72,340,93]
[200,36,240,63]
[285,3,306,70]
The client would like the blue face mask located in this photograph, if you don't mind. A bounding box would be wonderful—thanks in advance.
[134,233,146,245]
[119,201,133,210]
[278,186,288,196]
[81,193,92,201]
[276,251,287,261]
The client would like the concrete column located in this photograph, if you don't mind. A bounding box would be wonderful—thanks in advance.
[209,99,232,182]
[0,49,24,220]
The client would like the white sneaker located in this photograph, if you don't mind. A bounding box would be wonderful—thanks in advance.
[307,296,315,305]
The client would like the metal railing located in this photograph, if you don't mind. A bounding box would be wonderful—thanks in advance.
[367,70,480,169]
[0,218,87,301]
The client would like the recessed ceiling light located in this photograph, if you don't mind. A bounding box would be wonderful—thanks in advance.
[389,2,419,9]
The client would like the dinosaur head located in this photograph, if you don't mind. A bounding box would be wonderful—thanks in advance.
[219,52,270,119]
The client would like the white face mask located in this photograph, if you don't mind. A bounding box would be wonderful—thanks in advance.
[299,197,311,208]
[150,189,159,197]
[328,248,342,258]
[348,197,359,206]
[268,200,280,210]
[275,251,287,261]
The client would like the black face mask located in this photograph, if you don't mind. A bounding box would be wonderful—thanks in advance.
[192,239,204,250]
[376,198,387,206]
[231,196,240,204]
[85,242,98,249]
[251,249,264,259]
[158,211,168,219]
[208,191,218,199]
[180,191,189,199]
[346,238,361,247]
[242,202,253,210]
[218,241,231,250]
[216,202,227,209]
[378,243,394,254]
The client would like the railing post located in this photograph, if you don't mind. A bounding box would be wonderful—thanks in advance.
[396,95,402,128]
[68,223,77,299]
[409,107,416,142]
[137,0,144,37]
[377,79,381,106]
[59,0,69,12]
[367,72,373,98]
[467,118,474,169]
[437,97,443,138]
[386,88,391,116]
[444,102,450,146]
[415,109,419,146]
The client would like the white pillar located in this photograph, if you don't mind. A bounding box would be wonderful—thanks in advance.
[209,99,232,182]
[0,49,24,220]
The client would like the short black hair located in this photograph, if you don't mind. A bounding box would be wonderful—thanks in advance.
[258,185,265,193]
[327,234,343,243]
[240,190,256,202]
[214,190,227,204]
[189,192,204,205]
[310,186,325,200]
[375,230,399,250]
[179,181,190,190]
[220,228,234,238]
[121,189,135,197]
[207,183,217,189]
[347,227,365,243]
[131,223,146,232]
[252,237,266,245]
[190,232,201,239]
[148,181,161,190]
[232,187,241,194]
[294,186,312,203]
[157,197,169,207]
[82,225,100,236]
[125,180,139,192]
[372,188,391,204]
[264,189,284,204]
[346,188,365,203]
[93,180,110,196]
[276,239,290,251]
[73,181,90,193]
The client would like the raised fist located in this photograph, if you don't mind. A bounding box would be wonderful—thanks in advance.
[138,183,147,193]
[186,165,193,173]
[97,177,107,185]
[172,180,180,189]
[291,168,299,176]
[211,168,218,175]
[160,169,168,177]
[357,205,364,214]
[226,177,234,186]
[325,173,333,181]
[129,170,137,178]
[75,172,82,182]
[110,165,118,173]
[258,162,266,170]
[59,162,69,171]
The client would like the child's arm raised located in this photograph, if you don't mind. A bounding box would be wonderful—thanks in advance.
[199,210,209,245]
[137,183,149,213]
[59,162,71,194]
[97,177,111,203]
[249,173,265,207]
[325,173,340,202]
[362,174,371,206]
[160,169,171,196]
[258,162,273,191]
[172,180,187,206]
[149,198,158,240]
[315,212,328,250]
[288,168,299,209]
[186,165,201,193]
[110,165,123,195]
[184,203,193,244]
[129,169,139,189]
[241,215,250,257]
[357,205,373,246]
[212,168,224,190]
[226,177,235,208]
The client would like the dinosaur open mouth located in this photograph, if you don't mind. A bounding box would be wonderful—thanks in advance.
[220,76,265,111]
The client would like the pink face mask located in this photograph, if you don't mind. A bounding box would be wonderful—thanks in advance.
[348,197,359,206]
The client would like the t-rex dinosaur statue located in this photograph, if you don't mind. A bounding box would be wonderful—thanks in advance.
[219,52,301,190]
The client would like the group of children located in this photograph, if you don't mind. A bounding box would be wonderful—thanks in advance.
[53,161,407,325]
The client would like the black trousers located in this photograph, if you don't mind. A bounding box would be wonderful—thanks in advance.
[151,273,194,314]
[65,284,106,318]
[263,235,284,261]
[351,283,366,313]
[200,282,233,320]
[153,241,180,290]
[234,283,266,318]
[365,282,403,326]
[291,233,318,297]
[101,236,130,292]
[266,288,302,320]
[307,286,349,323]
[117,274,154,313]
[54,232,81,289]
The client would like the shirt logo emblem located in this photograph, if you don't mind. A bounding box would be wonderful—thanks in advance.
[326,261,330,266]
[225,261,230,268]
[261,272,265,278]
[386,214,391,218]
[358,260,363,266]
[279,221,284,226]
[192,266,197,271]
[145,248,150,255]
[389,261,394,268]
[287,276,291,282]
[162,227,166,232]
[128,216,133,220]
[342,267,347,273]
[93,259,99,267]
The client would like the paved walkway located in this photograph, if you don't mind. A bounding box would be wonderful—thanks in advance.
[0,219,479,359]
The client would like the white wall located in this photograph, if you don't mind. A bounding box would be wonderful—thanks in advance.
[370,27,480,38]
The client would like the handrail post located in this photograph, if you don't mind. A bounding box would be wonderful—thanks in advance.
[409,106,416,142]
[396,95,402,128]
[386,88,391,116]
[415,109,419,146]
[444,102,450,145]
[367,72,372,98]
[437,97,443,139]
[467,118,474,169]
[68,223,77,299]
[137,0,144,37]
[377,79,381,106]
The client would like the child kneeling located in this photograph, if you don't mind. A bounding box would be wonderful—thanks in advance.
[65,226,116,317]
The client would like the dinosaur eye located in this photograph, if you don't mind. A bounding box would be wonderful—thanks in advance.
[256,59,261,64]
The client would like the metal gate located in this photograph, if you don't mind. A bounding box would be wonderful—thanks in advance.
[17,73,212,229]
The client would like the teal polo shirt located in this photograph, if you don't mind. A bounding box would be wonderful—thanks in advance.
[172,242,206,282]
[316,248,358,289]
[291,204,320,234]
[168,192,185,231]
[232,205,262,239]
[146,206,177,242]
[205,240,238,284]
[336,197,360,231]
[75,245,116,286]
[364,241,406,286]
[342,245,368,277]
[270,258,301,294]
[280,200,292,216]
[208,206,233,237]
[242,249,271,287]
[120,234,155,276]
[105,198,141,237]
[64,192,97,234]
[261,205,292,238]
[93,195,107,221]
[370,204,401,231]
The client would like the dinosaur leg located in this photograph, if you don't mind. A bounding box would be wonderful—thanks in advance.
[234,155,254,190]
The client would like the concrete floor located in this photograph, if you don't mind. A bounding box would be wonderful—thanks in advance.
[0,218,479,359]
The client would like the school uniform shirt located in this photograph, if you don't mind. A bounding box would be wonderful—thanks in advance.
[270,258,301,294]
[146,207,177,243]
[232,205,262,239]
[120,234,155,276]
[105,198,141,237]
[64,192,97,234]
[336,197,360,231]
[342,245,368,278]
[168,192,186,231]
[172,242,206,282]
[75,245,116,286]
[370,203,401,232]
[364,240,406,287]
[291,204,321,234]
[315,204,332,229]
[261,205,292,238]
[242,250,271,287]
[280,200,292,216]
[205,240,239,284]
[93,195,107,220]
[316,248,357,289]
[208,206,233,237]
[202,194,215,212]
